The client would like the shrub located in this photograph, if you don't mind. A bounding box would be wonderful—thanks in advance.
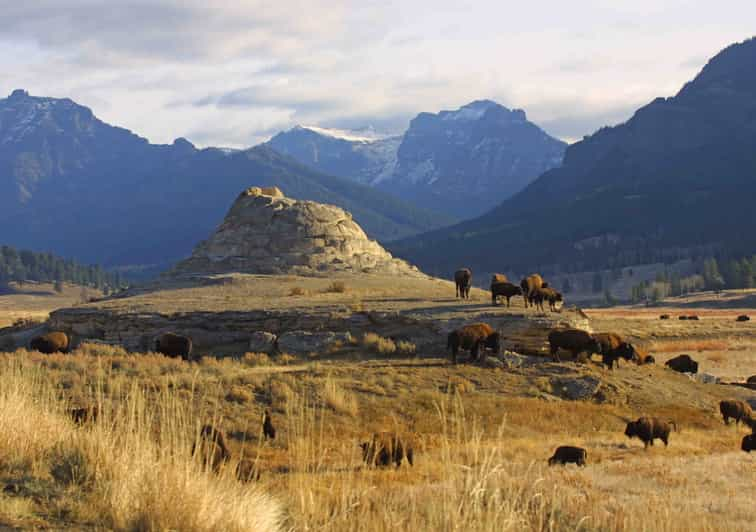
[289,286,306,296]
[321,377,359,417]
[242,352,273,367]
[323,281,347,294]
[361,333,396,355]
[225,385,253,404]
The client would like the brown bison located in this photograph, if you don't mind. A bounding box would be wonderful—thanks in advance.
[548,446,587,466]
[454,269,472,299]
[636,352,655,365]
[155,332,193,361]
[678,316,688,321]
[624,417,677,448]
[687,315,700,321]
[360,432,414,468]
[520,274,544,308]
[748,375,756,384]
[719,400,753,426]
[548,329,602,362]
[491,273,508,284]
[262,409,276,440]
[736,315,750,322]
[742,434,756,452]
[659,314,670,320]
[530,287,563,312]
[29,331,70,354]
[594,332,640,369]
[69,405,99,425]
[665,354,698,374]
[192,424,231,471]
[447,323,501,364]
[491,281,522,307]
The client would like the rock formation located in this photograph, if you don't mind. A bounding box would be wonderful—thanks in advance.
[170,187,423,277]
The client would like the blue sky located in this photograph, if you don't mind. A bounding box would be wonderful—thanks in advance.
[1,1,753,147]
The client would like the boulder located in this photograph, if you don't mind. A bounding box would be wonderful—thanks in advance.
[551,376,602,401]
[277,330,352,355]
[249,331,277,354]
[482,356,504,369]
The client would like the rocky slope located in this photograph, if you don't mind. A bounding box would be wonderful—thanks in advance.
[0,91,451,268]
[170,187,424,277]
[391,38,756,276]
[268,101,566,218]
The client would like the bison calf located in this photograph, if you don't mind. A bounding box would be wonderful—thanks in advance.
[30,331,70,354]
[447,323,501,364]
[360,432,414,468]
[742,434,756,453]
[719,400,753,426]
[192,424,231,471]
[624,417,677,448]
[665,354,698,374]
[548,446,587,466]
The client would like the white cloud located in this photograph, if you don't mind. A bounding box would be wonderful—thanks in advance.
[0,0,753,147]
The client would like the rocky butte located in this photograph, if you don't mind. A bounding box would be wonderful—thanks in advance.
[170,186,424,277]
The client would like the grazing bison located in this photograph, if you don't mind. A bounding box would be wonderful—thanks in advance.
[687,315,700,321]
[491,273,508,284]
[360,432,414,468]
[742,434,756,452]
[548,446,587,466]
[636,352,655,365]
[665,354,698,374]
[520,274,544,308]
[660,314,670,320]
[548,329,602,362]
[748,375,756,384]
[447,323,501,364]
[719,400,753,426]
[262,409,276,440]
[29,331,70,354]
[594,332,640,369]
[192,424,231,471]
[155,332,193,361]
[69,405,99,425]
[454,269,472,299]
[736,315,750,322]
[491,281,522,307]
[624,417,677,448]
[678,316,688,321]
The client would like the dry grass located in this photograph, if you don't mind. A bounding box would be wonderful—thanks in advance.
[648,339,731,353]
[289,286,307,296]
[360,333,416,357]
[323,281,347,294]
[321,376,359,417]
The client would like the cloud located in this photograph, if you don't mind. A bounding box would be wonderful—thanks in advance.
[1,1,754,148]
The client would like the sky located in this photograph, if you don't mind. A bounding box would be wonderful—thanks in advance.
[1,1,754,148]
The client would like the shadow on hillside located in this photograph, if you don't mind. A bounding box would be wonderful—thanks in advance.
[670,293,756,309]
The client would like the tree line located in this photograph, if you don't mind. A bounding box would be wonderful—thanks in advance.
[0,245,125,294]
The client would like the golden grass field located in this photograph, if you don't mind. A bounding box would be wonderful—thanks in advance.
[0,281,102,329]
[0,277,754,531]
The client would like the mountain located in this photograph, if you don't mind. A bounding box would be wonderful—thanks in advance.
[267,125,401,186]
[0,90,453,268]
[267,101,567,219]
[390,38,756,278]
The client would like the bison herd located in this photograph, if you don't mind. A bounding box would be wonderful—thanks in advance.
[454,269,564,312]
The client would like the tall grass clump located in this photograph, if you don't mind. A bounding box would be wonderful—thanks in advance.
[0,355,282,532]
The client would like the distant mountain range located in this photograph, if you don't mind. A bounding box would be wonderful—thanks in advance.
[268,100,566,218]
[0,90,453,267]
[390,38,756,278]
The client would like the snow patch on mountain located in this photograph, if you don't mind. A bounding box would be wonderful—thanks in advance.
[298,125,393,143]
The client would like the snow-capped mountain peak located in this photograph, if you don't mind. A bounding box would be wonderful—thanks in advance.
[295,125,393,143]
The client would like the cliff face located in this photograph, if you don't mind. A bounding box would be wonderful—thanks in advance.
[170,187,424,277]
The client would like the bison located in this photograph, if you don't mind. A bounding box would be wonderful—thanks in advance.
[665,354,698,374]
[742,434,756,452]
[491,281,522,307]
[192,424,231,472]
[687,315,700,321]
[660,314,670,320]
[736,315,750,322]
[491,273,508,284]
[447,323,501,364]
[748,375,756,385]
[678,316,688,321]
[548,329,602,362]
[155,332,193,361]
[548,446,587,466]
[29,331,70,354]
[594,332,640,369]
[454,269,472,299]
[69,405,99,425]
[262,409,276,440]
[636,352,656,365]
[520,274,544,308]
[624,417,677,448]
[530,287,563,312]
[719,400,753,426]
[360,432,414,468]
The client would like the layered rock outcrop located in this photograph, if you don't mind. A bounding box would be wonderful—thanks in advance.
[171,187,423,277]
